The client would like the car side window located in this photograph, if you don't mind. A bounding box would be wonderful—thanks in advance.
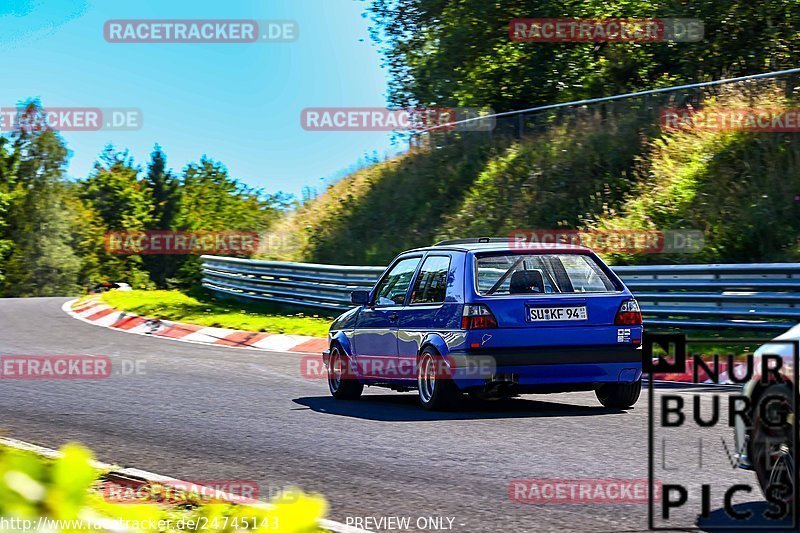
[410,255,451,304]
[374,257,421,306]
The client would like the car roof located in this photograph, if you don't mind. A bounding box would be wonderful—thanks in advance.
[404,241,593,254]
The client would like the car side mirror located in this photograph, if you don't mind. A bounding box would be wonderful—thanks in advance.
[351,290,370,305]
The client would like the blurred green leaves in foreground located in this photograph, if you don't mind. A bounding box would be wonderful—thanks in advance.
[0,443,326,532]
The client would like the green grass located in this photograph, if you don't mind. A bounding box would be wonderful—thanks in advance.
[98,289,332,337]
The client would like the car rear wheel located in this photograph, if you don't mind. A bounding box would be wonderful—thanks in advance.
[751,384,794,515]
[595,379,641,408]
[417,349,461,411]
[327,346,363,400]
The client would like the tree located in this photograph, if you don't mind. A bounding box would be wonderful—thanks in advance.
[369,0,800,112]
[1,102,82,296]
[175,157,293,285]
[179,157,291,232]
[141,145,182,288]
[79,146,154,289]
[81,146,152,230]
[0,137,18,289]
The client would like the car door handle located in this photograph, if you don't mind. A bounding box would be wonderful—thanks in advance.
[388,312,399,321]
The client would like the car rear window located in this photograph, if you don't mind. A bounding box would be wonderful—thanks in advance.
[475,253,618,295]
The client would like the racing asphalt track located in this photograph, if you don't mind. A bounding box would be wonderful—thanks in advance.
[0,297,784,532]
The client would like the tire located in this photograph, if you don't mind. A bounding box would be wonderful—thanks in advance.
[750,384,794,514]
[327,345,363,400]
[595,379,641,408]
[417,349,462,411]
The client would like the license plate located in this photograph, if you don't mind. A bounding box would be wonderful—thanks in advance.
[528,305,587,322]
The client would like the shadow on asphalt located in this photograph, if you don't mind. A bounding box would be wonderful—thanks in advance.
[652,381,742,393]
[292,393,628,421]
[696,501,792,531]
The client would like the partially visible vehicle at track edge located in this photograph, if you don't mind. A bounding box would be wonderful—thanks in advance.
[322,238,643,410]
[88,281,132,294]
[733,324,800,507]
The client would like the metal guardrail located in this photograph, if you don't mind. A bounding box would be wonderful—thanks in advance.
[404,66,800,153]
[201,256,384,310]
[417,66,800,133]
[202,256,800,331]
[612,263,800,330]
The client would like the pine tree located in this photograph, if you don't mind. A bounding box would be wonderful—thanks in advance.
[142,145,181,288]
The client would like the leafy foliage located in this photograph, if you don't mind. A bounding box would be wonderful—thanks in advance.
[0,103,82,296]
[0,442,327,532]
[79,146,154,290]
[173,157,293,287]
[370,0,800,111]
[0,101,294,296]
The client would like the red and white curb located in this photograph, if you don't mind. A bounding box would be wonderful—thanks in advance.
[0,436,372,533]
[65,298,746,386]
[63,298,328,355]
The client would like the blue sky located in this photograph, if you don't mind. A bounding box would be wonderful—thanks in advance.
[0,0,399,197]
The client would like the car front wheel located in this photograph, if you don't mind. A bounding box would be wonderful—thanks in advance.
[327,346,363,400]
[595,379,641,408]
[751,384,794,515]
[417,349,461,411]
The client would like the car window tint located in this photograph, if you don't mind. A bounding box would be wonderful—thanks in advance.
[410,256,451,304]
[476,253,616,295]
[374,257,421,305]
[559,254,615,292]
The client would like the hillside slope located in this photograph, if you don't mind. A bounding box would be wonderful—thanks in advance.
[262,91,800,266]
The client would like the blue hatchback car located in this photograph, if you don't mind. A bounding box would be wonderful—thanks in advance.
[322,238,643,410]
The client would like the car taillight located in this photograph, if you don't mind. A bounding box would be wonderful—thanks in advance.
[461,304,498,329]
[615,299,642,325]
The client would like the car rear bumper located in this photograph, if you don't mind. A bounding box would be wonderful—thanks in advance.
[447,346,642,391]
[451,345,641,365]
